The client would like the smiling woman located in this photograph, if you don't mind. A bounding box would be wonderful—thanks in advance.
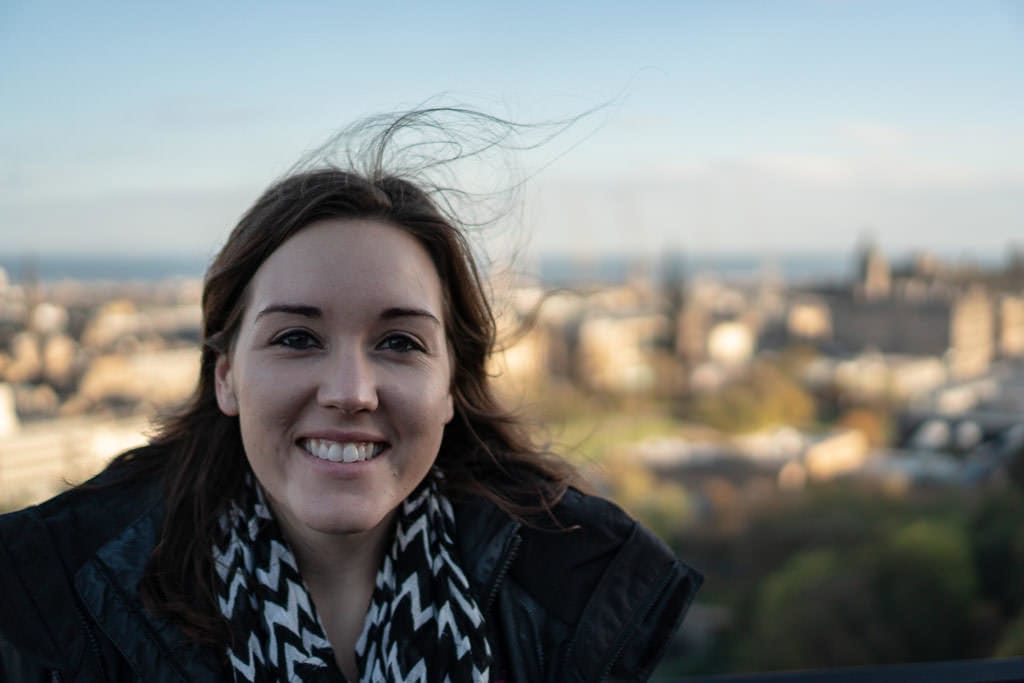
[0,110,702,683]
[214,219,455,546]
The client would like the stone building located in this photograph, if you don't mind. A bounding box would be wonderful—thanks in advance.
[998,294,1024,358]
[823,286,993,378]
[790,243,998,379]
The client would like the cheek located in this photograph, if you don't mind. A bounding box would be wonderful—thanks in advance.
[237,356,305,402]
[234,364,309,438]
[388,376,454,437]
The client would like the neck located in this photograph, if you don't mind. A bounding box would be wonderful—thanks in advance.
[282,515,394,587]
[270,507,397,681]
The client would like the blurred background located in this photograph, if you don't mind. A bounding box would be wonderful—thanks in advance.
[3,1,1024,676]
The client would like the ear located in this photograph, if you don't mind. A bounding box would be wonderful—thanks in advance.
[444,345,456,425]
[214,352,239,416]
[443,390,454,425]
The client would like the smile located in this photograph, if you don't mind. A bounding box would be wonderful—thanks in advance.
[299,438,387,463]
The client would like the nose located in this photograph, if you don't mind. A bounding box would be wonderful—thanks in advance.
[317,345,379,413]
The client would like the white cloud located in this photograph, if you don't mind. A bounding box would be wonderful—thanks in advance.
[734,155,855,186]
[529,152,1024,255]
[836,121,913,148]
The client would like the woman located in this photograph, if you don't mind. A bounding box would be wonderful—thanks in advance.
[0,111,701,682]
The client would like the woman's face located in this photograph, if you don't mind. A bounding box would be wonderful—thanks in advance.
[214,218,453,542]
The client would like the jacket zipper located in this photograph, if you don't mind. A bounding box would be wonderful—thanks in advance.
[47,607,104,683]
[74,596,108,681]
[597,569,676,681]
[37,511,109,681]
[484,528,522,612]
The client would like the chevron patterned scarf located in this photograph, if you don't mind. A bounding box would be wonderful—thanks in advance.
[212,471,493,683]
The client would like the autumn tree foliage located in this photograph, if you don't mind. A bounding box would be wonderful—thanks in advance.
[689,362,816,434]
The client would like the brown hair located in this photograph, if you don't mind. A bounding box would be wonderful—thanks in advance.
[118,116,577,646]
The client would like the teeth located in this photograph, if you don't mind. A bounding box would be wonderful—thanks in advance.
[302,438,381,463]
[327,443,342,461]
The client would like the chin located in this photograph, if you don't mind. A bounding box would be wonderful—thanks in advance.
[297,502,393,537]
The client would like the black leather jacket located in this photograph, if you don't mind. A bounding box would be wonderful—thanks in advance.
[0,462,701,682]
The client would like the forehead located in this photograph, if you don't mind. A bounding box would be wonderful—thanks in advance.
[245,218,444,317]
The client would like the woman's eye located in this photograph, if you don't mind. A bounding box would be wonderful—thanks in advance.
[272,330,320,350]
[378,334,425,353]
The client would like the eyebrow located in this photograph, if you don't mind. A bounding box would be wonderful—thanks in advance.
[254,304,440,326]
[255,304,322,321]
[380,307,442,326]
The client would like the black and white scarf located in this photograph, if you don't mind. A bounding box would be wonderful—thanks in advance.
[212,471,493,683]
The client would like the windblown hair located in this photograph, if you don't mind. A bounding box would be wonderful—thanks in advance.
[114,109,578,646]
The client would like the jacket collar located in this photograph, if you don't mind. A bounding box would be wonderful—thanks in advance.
[73,490,524,682]
[75,501,223,683]
[452,494,522,606]
[70,487,524,681]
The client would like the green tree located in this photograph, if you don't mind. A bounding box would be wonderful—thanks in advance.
[744,549,880,669]
[690,362,815,434]
[868,521,977,661]
[969,492,1024,618]
[741,520,977,670]
[995,612,1024,657]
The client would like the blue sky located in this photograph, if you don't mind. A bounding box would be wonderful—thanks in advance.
[2,1,1022,261]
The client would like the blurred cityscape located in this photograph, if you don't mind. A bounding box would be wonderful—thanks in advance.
[3,240,1024,673]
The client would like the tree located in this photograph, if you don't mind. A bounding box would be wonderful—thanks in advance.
[837,407,892,448]
[970,492,1024,618]
[996,613,1024,657]
[690,362,815,434]
[744,549,880,669]
[742,520,977,670]
[868,521,977,661]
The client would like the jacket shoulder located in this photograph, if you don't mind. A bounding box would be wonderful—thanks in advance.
[513,488,703,681]
[511,489,636,622]
[0,446,163,672]
[2,449,162,570]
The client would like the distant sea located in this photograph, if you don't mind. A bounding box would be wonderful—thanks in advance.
[0,249,1005,287]
[534,252,854,287]
[0,254,212,283]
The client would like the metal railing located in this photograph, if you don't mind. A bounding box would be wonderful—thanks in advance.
[667,656,1024,683]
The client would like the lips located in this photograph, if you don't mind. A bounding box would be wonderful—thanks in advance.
[299,438,387,463]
